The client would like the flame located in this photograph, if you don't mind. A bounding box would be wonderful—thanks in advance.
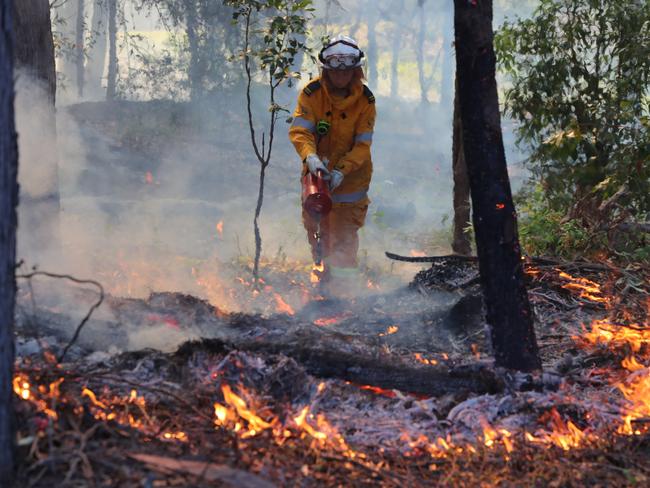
[622,356,645,372]
[616,363,650,436]
[480,420,513,453]
[216,220,224,238]
[346,381,397,398]
[579,318,650,353]
[293,406,328,440]
[273,293,295,315]
[13,374,31,401]
[162,431,188,442]
[414,353,438,366]
[310,263,325,284]
[145,171,153,184]
[525,408,591,451]
[557,270,608,303]
[379,325,399,337]
[410,249,426,257]
[214,384,273,438]
[314,312,351,327]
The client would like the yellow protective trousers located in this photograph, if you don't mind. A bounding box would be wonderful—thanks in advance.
[302,199,369,269]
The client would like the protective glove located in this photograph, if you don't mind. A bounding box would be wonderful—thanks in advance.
[305,154,330,179]
[329,170,344,191]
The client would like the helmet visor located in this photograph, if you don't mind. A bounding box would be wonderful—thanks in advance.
[323,54,360,70]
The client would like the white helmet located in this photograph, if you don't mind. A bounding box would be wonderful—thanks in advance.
[319,35,365,70]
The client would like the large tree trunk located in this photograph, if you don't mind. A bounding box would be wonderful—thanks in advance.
[106,0,117,100]
[453,0,540,372]
[13,0,60,263]
[451,76,471,255]
[12,0,56,104]
[0,2,19,483]
[86,0,107,98]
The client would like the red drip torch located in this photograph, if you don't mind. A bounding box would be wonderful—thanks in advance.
[301,170,332,265]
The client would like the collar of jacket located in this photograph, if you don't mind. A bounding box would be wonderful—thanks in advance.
[319,76,365,111]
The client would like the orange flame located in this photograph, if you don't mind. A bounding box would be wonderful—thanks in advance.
[310,263,325,284]
[216,220,224,238]
[273,293,295,315]
[414,353,438,366]
[379,325,399,337]
[557,270,608,303]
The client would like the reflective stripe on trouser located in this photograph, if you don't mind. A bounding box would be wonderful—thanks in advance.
[331,190,368,204]
[303,199,369,268]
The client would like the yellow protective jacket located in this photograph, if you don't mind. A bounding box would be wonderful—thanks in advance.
[289,77,375,199]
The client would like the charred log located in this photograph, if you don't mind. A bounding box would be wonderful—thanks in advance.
[17,288,503,397]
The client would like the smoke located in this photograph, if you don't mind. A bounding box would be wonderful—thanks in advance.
[13,0,536,354]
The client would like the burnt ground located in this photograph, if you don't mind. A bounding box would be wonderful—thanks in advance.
[12,256,650,487]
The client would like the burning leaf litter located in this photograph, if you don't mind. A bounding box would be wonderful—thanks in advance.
[12,261,650,485]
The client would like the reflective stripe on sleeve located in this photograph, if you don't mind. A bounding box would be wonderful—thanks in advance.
[355,132,373,143]
[291,117,316,133]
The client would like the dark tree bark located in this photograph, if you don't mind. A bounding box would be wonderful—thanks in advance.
[12,0,56,104]
[452,76,471,255]
[453,0,540,372]
[106,0,117,100]
[75,0,85,97]
[13,0,60,260]
[86,0,107,98]
[0,2,19,483]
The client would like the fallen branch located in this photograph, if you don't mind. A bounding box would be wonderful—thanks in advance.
[16,270,105,362]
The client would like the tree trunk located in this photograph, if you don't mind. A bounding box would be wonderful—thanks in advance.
[185,0,202,101]
[0,2,19,483]
[86,0,107,98]
[106,0,117,100]
[13,0,61,262]
[453,0,540,372]
[365,1,378,89]
[389,3,404,99]
[12,0,56,104]
[75,0,85,97]
[452,75,471,255]
[439,6,454,114]
[416,3,429,104]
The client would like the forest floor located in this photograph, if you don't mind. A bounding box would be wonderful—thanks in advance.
[12,253,650,487]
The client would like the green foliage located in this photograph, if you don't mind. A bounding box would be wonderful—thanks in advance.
[132,1,244,99]
[515,183,649,262]
[495,0,650,222]
[226,0,315,86]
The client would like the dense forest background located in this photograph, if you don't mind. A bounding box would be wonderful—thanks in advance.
[14,0,648,305]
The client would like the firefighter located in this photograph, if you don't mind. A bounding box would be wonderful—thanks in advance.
[289,35,376,290]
